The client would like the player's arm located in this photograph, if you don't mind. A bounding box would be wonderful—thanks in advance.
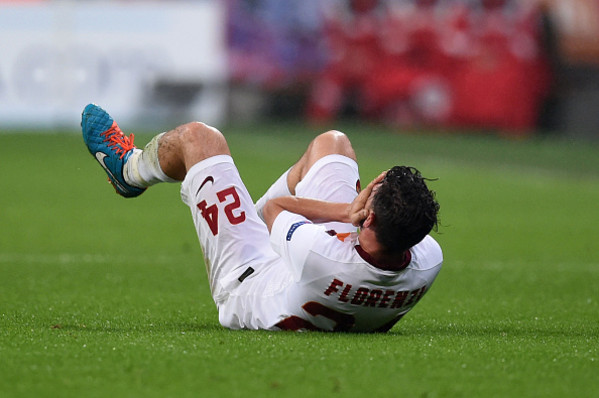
[263,171,386,232]
[263,197,348,232]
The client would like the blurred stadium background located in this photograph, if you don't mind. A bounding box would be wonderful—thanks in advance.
[1,0,598,139]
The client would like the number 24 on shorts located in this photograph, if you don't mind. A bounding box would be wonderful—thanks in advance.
[197,186,246,235]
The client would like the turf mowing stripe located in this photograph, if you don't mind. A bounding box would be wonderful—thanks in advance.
[0,253,187,265]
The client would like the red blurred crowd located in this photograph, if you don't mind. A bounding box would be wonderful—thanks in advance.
[306,0,553,133]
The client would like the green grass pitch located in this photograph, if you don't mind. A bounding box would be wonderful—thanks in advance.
[1,122,598,397]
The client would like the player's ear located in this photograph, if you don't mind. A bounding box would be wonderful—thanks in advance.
[362,211,376,228]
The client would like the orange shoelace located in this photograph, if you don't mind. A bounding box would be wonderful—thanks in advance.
[100,121,136,159]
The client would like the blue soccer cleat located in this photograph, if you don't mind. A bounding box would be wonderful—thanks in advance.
[81,104,146,198]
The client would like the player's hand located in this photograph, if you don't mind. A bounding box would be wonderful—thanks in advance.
[348,171,386,227]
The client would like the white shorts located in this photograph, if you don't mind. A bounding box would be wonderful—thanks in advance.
[180,154,360,307]
[180,155,277,304]
[295,154,360,233]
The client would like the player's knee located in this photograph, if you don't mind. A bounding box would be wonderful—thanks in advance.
[179,122,231,166]
[318,130,350,144]
[313,130,356,160]
[189,122,229,152]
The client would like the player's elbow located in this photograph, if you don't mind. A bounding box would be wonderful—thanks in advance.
[262,199,282,233]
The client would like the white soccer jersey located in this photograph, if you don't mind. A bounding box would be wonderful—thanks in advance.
[267,211,443,332]
[181,154,443,332]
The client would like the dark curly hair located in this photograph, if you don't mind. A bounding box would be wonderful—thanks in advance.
[371,166,439,253]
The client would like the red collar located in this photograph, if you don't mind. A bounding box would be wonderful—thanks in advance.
[355,245,411,271]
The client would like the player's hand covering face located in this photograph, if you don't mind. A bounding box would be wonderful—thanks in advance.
[348,171,387,227]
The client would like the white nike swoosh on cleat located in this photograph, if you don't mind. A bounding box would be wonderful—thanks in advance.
[95,152,127,192]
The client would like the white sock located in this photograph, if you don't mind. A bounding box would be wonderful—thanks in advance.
[124,132,177,188]
[255,169,292,221]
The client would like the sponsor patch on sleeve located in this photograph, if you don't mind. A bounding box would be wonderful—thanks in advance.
[286,221,311,241]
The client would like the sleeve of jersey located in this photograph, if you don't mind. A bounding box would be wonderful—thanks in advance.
[270,210,324,281]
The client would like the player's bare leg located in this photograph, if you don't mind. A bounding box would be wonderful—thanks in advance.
[125,121,230,188]
[254,130,357,220]
[286,130,357,194]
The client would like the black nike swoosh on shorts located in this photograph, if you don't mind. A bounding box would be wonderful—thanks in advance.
[196,176,214,196]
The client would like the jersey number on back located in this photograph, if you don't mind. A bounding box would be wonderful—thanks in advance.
[276,301,405,332]
[197,187,246,235]
[276,301,355,332]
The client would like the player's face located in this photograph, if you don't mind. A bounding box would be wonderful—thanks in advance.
[365,181,382,211]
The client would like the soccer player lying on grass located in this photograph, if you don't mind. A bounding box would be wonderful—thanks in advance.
[81,104,443,332]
